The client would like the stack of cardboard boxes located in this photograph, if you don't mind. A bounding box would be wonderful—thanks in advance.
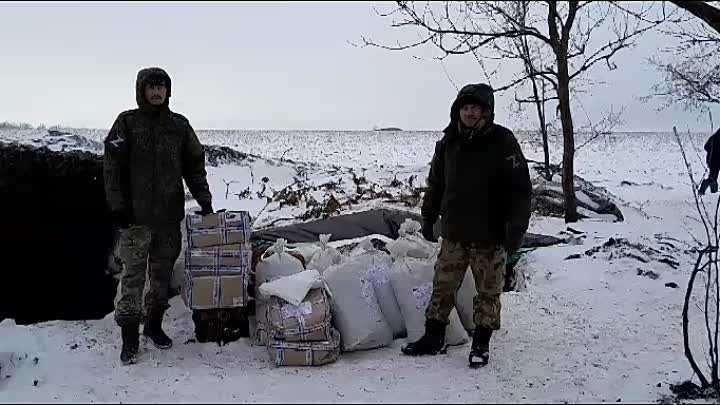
[182,211,252,317]
[265,287,341,366]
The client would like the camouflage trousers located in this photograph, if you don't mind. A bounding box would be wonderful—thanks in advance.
[115,224,182,327]
[425,239,507,330]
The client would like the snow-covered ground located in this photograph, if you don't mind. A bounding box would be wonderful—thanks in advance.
[0,127,714,403]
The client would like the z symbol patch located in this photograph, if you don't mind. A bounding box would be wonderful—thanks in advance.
[506,153,522,169]
[107,134,125,150]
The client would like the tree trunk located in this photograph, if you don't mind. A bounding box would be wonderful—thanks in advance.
[556,53,579,222]
[669,0,720,34]
[527,67,552,181]
[540,80,551,181]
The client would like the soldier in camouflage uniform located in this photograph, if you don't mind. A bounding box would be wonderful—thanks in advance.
[401,83,532,368]
[104,67,213,365]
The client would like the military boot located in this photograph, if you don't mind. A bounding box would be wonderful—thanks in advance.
[469,326,492,368]
[120,321,140,365]
[401,319,446,356]
[143,310,173,349]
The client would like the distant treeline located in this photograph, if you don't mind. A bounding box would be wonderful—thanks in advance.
[0,121,63,130]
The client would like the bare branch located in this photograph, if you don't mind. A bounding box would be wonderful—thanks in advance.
[569,23,659,81]
[669,0,720,34]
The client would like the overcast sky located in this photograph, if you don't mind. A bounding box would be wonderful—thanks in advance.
[1,1,717,132]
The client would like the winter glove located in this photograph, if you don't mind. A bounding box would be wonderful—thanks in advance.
[111,209,131,230]
[699,178,719,196]
[421,218,438,242]
[195,201,214,216]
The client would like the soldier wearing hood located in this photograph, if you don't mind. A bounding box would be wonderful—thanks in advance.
[103,67,213,365]
[401,84,532,368]
[700,128,720,195]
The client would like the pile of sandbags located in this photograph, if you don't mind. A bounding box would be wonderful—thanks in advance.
[312,223,468,353]
[387,240,469,347]
[182,211,253,343]
[250,218,486,363]
[259,270,340,366]
[253,238,306,345]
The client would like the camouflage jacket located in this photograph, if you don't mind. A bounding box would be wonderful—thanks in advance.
[103,67,212,226]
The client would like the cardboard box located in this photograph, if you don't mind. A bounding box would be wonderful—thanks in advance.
[266,288,333,342]
[182,272,249,309]
[185,243,252,276]
[267,328,340,367]
[186,211,252,248]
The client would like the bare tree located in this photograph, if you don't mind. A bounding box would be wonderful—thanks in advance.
[361,1,674,222]
[674,125,720,394]
[670,0,720,33]
[512,23,555,181]
[646,1,720,112]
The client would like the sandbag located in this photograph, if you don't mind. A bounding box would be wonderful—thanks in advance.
[385,219,436,260]
[389,248,468,346]
[307,234,342,273]
[455,269,476,333]
[347,239,406,338]
[254,239,305,345]
[259,270,323,306]
[289,244,321,264]
[255,239,305,285]
[323,260,393,352]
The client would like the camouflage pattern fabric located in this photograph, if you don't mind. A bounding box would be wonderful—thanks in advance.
[425,239,507,330]
[103,67,212,226]
[114,224,182,326]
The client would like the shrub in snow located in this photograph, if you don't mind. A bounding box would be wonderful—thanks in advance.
[307,234,342,273]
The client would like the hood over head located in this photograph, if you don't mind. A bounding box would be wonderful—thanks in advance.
[135,67,172,113]
[444,83,495,136]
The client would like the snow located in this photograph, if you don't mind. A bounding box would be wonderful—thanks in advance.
[0,128,714,402]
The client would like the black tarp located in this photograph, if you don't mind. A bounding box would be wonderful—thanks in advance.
[251,208,565,248]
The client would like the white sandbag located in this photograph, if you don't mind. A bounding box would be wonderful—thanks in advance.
[258,269,323,306]
[385,219,437,260]
[289,244,322,264]
[323,260,393,352]
[390,252,468,346]
[254,239,305,345]
[455,268,476,333]
[307,234,342,273]
[255,239,305,286]
[348,239,406,338]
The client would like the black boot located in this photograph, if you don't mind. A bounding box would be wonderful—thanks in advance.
[120,321,140,365]
[143,311,173,349]
[469,326,492,368]
[401,319,446,356]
